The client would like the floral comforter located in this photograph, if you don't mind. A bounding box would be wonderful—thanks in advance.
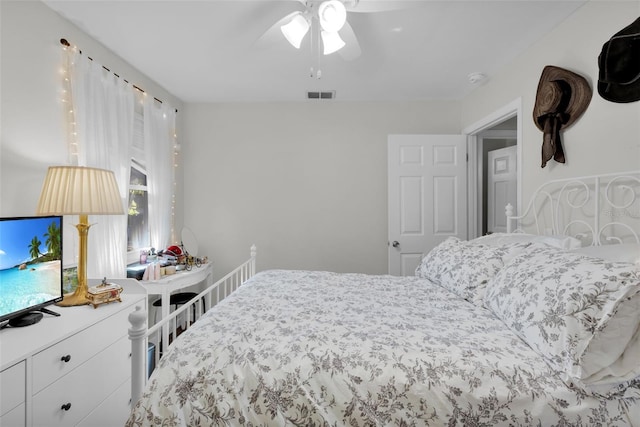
[126,270,639,426]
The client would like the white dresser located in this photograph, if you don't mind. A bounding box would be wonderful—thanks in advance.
[0,279,146,427]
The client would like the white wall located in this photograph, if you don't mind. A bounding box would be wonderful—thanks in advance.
[183,101,461,277]
[3,1,638,280]
[462,1,640,203]
[0,1,184,264]
[185,1,640,278]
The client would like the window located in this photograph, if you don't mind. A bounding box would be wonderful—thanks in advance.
[127,92,150,260]
[127,160,149,252]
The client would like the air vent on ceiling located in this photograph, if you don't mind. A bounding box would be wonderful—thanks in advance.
[307,91,335,100]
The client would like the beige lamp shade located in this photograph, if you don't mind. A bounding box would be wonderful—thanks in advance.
[37,166,124,215]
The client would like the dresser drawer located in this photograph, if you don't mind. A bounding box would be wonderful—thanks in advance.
[32,304,132,393]
[0,402,25,427]
[1,361,25,416]
[78,377,132,427]
[32,335,131,427]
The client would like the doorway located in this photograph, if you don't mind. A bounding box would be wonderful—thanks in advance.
[477,122,517,235]
[462,98,522,239]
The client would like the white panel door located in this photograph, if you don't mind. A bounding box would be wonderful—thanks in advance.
[388,135,467,276]
[487,145,517,233]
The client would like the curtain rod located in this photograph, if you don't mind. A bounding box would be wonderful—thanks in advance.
[60,38,178,113]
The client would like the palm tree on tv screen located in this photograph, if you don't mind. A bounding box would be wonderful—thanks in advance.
[44,221,61,258]
[28,236,42,261]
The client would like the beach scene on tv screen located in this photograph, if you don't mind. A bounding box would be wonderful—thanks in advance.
[0,217,62,317]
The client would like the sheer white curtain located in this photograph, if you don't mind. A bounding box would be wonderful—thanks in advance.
[144,97,175,251]
[69,50,134,278]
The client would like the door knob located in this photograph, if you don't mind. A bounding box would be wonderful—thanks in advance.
[392,241,400,248]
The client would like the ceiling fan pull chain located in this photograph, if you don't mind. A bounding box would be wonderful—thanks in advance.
[316,22,322,79]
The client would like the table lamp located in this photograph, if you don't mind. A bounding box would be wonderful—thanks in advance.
[36,166,124,306]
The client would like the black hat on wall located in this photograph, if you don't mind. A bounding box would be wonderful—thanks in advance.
[598,17,640,103]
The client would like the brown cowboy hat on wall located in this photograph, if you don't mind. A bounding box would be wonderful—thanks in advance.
[533,65,593,168]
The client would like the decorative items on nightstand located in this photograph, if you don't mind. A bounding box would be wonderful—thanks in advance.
[86,278,123,309]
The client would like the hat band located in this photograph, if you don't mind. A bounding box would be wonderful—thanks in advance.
[600,71,640,85]
[540,112,567,168]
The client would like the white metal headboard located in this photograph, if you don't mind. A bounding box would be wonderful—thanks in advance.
[506,171,640,245]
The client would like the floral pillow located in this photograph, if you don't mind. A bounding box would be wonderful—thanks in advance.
[484,244,640,397]
[415,237,528,303]
[415,237,459,280]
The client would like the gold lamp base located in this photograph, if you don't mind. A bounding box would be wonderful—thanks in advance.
[56,214,92,307]
[57,285,90,307]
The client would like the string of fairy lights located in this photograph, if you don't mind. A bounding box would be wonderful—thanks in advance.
[60,42,79,165]
[60,39,180,245]
[171,123,179,245]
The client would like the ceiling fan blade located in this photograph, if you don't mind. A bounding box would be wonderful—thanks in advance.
[338,20,361,61]
[344,0,424,13]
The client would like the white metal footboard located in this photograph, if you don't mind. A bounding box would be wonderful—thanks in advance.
[128,245,257,403]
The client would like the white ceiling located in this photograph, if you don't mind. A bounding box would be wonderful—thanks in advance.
[43,0,587,103]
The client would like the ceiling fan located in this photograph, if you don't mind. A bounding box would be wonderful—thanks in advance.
[261,0,416,61]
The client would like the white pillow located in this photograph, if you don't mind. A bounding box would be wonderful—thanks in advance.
[472,232,582,250]
[484,244,640,398]
[572,243,640,264]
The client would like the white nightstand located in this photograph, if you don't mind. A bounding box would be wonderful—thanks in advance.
[135,262,213,346]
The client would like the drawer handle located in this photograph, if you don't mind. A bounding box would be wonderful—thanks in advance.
[61,355,71,363]
[61,403,72,411]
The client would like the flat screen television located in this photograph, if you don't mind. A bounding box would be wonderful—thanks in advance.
[0,215,63,327]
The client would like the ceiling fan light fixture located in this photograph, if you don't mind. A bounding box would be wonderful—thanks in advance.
[321,30,346,55]
[318,0,347,33]
[281,12,310,49]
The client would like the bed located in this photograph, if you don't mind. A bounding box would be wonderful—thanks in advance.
[126,171,640,426]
